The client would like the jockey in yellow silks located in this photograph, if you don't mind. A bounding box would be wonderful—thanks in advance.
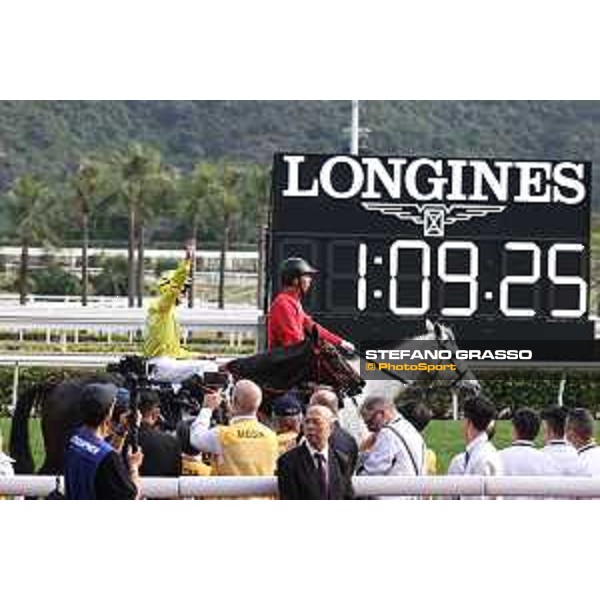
[143,245,218,383]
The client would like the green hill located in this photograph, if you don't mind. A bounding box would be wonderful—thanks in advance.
[1,100,599,196]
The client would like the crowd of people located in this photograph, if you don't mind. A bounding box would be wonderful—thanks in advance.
[3,373,600,500]
[2,379,594,500]
[2,251,600,499]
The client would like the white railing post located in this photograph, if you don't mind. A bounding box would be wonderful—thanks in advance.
[11,360,20,413]
[451,389,459,421]
[557,371,567,406]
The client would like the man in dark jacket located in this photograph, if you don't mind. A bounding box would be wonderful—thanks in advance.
[138,392,182,477]
[64,383,143,500]
[309,388,358,473]
[277,405,354,500]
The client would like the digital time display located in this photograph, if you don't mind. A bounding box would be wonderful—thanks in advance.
[267,153,593,345]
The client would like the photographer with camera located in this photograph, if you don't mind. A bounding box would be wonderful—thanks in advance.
[64,383,144,500]
[137,391,182,477]
[143,243,219,383]
[189,379,278,477]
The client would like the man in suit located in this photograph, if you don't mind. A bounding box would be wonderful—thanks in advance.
[309,387,359,474]
[137,392,182,477]
[277,405,354,500]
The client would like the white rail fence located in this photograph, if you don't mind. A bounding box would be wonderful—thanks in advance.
[2,475,600,499]
[0,306,262,350]
[0,306,261,333]
[0,289,258,308]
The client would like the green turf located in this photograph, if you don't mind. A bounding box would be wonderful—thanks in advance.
[1,417,46,471]
[423,420,517,473]
[0,417,540,475]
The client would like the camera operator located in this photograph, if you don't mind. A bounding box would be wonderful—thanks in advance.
[64,383,143,500]
[137,391,182,477]
[189,379,278,477]
[104,387,134,452]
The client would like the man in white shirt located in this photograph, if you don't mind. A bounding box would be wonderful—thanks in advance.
[566,408,600,476]
[499,408,557,477]
[448,420,497,475]
[541,405,582,476]
[462,396,502,477]
[0,430,21,500]
[447,452,466,475]
[357,395,426,478]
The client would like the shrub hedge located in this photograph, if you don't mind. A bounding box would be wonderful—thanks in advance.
[0,367,97,415]
[3,366,600,417]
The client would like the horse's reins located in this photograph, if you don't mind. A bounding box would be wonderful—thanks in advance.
[432,334,473,390]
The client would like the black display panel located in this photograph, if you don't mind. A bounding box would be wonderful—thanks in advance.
[268,153,593,345]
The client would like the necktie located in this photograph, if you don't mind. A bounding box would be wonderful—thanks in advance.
[315,452,328,499]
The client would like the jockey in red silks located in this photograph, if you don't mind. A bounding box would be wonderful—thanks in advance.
[267,257,355,354]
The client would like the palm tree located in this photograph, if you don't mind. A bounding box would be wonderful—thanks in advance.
[8,175,58,304]
[178,163,216,307]
[71,159,104,306]
[134,165,174,307]
[242,164,271,308]
[210,163,243,309]
[112,143,168,307]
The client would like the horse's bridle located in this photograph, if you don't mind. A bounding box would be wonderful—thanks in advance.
[312,341,365,397]
[356,325,477,391]
[430,332,474,391]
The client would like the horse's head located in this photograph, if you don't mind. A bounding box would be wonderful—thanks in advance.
[425,320,481,396]
[423,318,455,342]
[312,340,365,398]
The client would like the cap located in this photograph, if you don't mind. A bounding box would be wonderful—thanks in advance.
[81,383,118,425]
[158,270,177,291]
[273,391,303,417]
[115,387,131,409]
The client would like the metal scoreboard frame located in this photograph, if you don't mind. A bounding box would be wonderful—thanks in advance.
[266,153,593,357]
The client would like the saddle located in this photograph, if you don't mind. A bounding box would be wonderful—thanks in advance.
[106,355,207,430]
[106,354,150,382]
[226,337,313,391]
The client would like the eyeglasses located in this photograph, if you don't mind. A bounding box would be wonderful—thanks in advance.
[361,409,383,425]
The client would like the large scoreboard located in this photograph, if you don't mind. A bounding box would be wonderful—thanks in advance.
[268,153,593,351]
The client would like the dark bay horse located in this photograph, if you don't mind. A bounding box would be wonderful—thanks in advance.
[9,372,122,475]
[224,327,365,413]
[8,356,214,476]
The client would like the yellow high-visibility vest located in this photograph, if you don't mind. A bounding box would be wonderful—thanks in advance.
[181,454,213,477]
[426,448,438,475]
[276,431,298,456]
[213,418,278,476]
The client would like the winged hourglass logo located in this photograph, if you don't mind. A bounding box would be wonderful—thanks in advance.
[361,202,507,237]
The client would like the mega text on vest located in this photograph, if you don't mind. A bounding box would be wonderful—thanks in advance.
[236,429,265,439]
